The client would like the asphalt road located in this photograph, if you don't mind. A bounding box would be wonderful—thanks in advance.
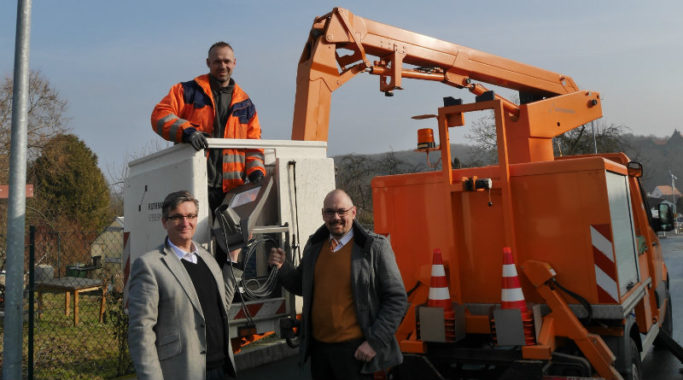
[641,232,683,379]
[238,355,311,380]
[238,233,683,380]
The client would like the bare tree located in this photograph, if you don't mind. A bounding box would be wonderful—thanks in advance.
[554,121,631,156]
[378,150,418,175]
[0,70,70,183]
[335,155,374,225]
[334,151,423,228]
[465,110,630,162]
[465,110,498,165]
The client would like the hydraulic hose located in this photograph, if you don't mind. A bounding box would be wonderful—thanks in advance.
[551,278,593,325]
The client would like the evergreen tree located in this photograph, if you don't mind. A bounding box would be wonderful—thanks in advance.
[28,134,112,233]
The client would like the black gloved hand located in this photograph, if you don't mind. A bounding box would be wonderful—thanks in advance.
[187,131,209,151]
[248,171,264,185]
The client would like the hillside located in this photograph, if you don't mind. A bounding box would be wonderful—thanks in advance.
[333,130,682,219]
[621,131,683,194]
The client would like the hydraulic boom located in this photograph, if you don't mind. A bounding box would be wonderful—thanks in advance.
[292,7,601,164]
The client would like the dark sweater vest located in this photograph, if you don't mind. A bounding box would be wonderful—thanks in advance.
[181,256,226,369]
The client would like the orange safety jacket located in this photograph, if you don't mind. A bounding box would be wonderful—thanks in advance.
[151,74,265,192]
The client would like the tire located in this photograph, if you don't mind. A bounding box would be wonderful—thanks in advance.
[285,336,300,348]
[654,289,673,348]
[624,338,642,380]
[661,291,673,334]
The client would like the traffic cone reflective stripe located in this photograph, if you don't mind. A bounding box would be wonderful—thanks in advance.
[501,288,526,306]
[431,265,447,283]
[428,287,451,304]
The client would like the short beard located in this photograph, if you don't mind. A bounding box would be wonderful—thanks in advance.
[210,73,231,87]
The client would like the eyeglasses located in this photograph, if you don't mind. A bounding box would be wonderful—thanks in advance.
[322,207,354,217]
[166,214,198,221]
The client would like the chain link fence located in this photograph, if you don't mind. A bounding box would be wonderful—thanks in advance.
[0,220,134,379]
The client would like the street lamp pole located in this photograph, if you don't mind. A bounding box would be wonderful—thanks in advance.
[671,170,678,216]
[4,1,33,378]
[591,121,598,154]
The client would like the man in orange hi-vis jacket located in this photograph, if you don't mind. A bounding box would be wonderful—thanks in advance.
[151,41,266,213]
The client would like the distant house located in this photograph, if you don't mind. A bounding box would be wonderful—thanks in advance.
[649,185,682,219]
[90,217,124,261]
[650,185,681,199]
[90,217,124,287]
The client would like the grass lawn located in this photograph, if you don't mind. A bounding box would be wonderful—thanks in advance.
[1,290,133,379]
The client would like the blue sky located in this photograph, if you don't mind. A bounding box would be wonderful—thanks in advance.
[2,1,683,182]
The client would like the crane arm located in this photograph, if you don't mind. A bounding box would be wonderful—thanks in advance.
[292,7,581,141]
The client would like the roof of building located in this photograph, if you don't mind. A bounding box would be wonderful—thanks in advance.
[651,185,682,198]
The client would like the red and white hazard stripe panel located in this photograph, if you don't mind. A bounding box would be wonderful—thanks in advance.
[230,298,287,321]
[590,224,619,303]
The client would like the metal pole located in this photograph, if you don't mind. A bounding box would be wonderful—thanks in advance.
[28,226,35,380]
[57,232,61,278]
[3,0,33,379]
[671,171,678,216]
[591,121,598,154]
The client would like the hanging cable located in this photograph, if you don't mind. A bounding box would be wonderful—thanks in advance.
[288,161,303,263]
[216,211,257,326]
[240,236,280,299]
[215,208,284,328]
[550,278,593,325]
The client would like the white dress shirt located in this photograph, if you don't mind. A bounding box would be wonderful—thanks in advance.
[329,229,354,253]
[168,238,198,264]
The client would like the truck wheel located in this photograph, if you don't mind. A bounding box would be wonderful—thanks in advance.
[286,336,300,348]
[626,338,642,380]
[654,290,673,348]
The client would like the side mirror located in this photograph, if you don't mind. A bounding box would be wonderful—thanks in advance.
[655,202,675,232]
[627,161,643,178]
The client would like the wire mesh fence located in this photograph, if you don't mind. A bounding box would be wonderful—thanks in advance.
[0,222,133,379]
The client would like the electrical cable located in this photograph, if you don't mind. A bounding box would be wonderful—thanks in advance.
[215,209,281,328]
[240,236,280,300]
[216,210,256,327]
[406,281,421,297]
[288,161,303,264]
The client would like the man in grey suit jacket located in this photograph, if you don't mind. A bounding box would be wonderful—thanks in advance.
[128,190,241,380]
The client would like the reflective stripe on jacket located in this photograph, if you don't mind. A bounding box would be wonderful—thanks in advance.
[151,74,265,191]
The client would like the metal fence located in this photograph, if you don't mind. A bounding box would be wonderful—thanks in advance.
[0,224,133,379]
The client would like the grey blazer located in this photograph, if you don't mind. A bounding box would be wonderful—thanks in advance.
[127,240,240,380]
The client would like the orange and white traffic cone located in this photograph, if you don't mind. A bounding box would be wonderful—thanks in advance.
[500,246,535,345]
[428,249,451,309]
[427,248,456,341]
